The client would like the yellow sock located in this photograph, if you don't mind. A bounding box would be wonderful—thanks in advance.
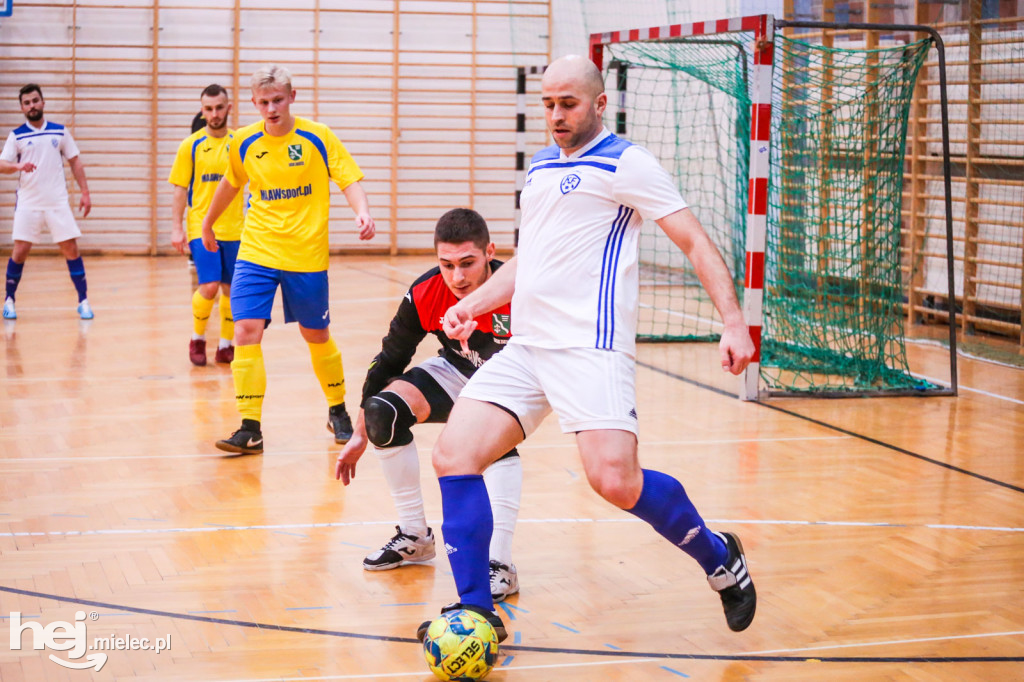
[308,337,345,407]
[231,344,265,422]
[192,289,216,336]
[219,294,234,344]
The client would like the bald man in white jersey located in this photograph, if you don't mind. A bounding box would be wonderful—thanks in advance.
[416,55,757,643]
[1,84,94,321]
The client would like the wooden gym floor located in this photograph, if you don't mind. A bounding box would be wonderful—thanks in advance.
[1,255,1022,681]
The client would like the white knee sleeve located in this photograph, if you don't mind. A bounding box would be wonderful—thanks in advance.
[376,441,427,537]
[484,456,522,565]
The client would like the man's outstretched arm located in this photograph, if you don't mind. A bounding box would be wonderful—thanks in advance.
[657,208,753,375]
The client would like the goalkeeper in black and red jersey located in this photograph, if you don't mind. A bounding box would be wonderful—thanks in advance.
[335,208,522,601]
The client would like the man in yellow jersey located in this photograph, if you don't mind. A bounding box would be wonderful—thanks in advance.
[169,84,245,366]
[202,65,375,456]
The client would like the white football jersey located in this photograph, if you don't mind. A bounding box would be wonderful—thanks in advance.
[0,120,80,209]
[513,128,687,356]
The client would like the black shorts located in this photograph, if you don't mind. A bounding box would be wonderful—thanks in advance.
[394,366,519,461]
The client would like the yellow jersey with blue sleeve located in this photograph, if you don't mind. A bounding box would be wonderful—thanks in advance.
[225,116,364,272]
[168,129,244,241]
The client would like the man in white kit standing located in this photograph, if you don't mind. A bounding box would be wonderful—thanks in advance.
[416,55,758,642]
[1,83,94,320]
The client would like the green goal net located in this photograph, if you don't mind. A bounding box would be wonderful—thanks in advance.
[602,37,751,343]
[602,29,940,395]
[762,35,933,394]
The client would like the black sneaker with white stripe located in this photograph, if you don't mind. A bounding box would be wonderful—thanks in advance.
[707,531,756,632]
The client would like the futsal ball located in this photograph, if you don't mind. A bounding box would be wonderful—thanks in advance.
[422,609,499,681]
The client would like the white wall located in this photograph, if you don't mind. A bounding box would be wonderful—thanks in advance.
[0,0,547,254]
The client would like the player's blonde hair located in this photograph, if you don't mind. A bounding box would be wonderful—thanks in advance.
[250,65,292,92]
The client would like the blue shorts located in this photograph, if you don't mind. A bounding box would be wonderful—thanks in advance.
[230,259,331,329]
[190,238,240,285]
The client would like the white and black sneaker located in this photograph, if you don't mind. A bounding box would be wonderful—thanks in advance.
[489,560,519,602]
[215,419,264,456]
[363,526,435,571]
[707,531,756,632]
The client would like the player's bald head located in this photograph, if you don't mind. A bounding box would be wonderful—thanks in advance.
[542,55,605,99]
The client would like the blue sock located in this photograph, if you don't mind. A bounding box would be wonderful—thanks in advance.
[627,469,728,575]
[65,257,88,302]
[439,474,493,611]
[6,259,23,301]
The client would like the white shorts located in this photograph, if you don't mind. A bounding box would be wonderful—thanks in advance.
[12,204,81,244]
[460,342,638,437]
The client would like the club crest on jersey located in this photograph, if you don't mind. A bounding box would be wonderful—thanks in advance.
[492,313,511,337]
[287,144,303,161]
[51,138,59,148]
[560,173,581,194]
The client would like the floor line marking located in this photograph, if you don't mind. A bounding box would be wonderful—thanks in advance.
[1,518,1020,538]
[911,371,1024,405]
[746,629,1024,656]
[216,658,662,681]
[636,360,1024,495]
[0,451,331,463]
[0,436,853,464]
[0,585,1019,666]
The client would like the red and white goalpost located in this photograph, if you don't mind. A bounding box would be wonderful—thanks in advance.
[590,15,775,401]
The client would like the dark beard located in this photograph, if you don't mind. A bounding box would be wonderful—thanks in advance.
[25,110,43,122]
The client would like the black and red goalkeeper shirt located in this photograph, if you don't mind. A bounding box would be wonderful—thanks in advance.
[360,260,512,407]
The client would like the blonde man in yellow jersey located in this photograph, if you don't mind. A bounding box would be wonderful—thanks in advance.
[169,84,245,366]
[202,65,375,456]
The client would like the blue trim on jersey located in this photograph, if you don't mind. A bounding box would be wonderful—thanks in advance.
[295,128,330,177]
[596,205,633,349]
[14,130,64,141]
[531,146,561,164]
[238,131,264,164]
[527,159,618,176]
[187,135,207,208]
[13,122,66,139]
[607,209,631,346]
[585,133,633,159]
[527,135,633,175]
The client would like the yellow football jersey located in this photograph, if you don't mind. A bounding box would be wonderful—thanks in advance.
[168,129,244,241]
[225,116,364,272]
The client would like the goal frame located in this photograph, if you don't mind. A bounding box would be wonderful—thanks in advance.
[589,15,958,400]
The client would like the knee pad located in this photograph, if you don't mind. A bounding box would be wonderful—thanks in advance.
[364,391,417,448]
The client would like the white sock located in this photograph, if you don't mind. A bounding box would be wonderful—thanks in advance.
[219,338,232,349]
[191,332,203,341]
[376,441,428,538]
[484,456,522,566]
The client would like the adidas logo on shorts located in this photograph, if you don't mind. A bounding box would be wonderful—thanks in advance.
[444,542,458,556]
